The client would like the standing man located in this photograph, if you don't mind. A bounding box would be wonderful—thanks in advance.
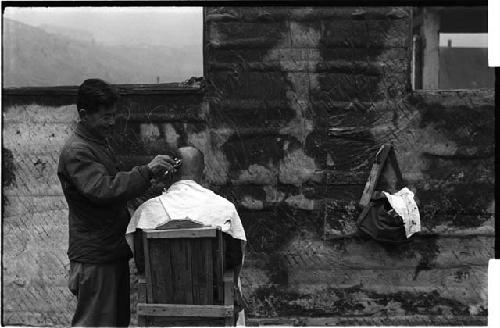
[57,79,175,327]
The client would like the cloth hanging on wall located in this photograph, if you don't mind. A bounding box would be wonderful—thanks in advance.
[382,187,421,238]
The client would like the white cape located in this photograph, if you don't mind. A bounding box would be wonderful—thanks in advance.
[127,180,246,241]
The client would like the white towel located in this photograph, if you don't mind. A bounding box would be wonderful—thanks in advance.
[382,187,421,238]
[127,180,246,241]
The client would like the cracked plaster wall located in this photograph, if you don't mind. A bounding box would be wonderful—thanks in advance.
[1,6,494,326]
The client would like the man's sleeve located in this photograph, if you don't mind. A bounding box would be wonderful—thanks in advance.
[133,229,146,274]
[64,146,152,205]
[224,234,243,271]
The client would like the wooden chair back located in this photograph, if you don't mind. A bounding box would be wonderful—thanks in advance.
[137,223,234,326]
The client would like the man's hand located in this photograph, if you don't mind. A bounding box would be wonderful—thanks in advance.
[147,155,175,178]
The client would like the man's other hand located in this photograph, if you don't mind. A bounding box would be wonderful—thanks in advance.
[147,155,175,178]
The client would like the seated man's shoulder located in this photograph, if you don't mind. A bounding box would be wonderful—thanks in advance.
[210,191,238,210]
[138,196,163,209]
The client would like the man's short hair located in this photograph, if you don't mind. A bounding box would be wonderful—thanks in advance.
[77,79,119,114]
[177,146,205,178]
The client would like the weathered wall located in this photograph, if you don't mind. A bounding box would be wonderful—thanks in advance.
[2,92,77,326]
[1,88,204,326]
[204,6,494,325]
[1,6,494,327]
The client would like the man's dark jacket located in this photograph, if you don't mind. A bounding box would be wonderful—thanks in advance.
[58,122,152,263]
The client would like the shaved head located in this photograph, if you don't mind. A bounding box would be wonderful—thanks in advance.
[177,146,205,181]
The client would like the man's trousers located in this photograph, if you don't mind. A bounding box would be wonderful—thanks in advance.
[68,260,130,327]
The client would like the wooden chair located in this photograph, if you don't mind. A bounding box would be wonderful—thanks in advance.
[136,221,236,327]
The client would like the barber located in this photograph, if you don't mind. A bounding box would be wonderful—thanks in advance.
[57,79,175,327]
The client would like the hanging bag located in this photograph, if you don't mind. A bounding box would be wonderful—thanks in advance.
[357,144,409,244]
[357,192,407,244]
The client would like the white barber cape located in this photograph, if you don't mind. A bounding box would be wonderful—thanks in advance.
[127,180,246,241]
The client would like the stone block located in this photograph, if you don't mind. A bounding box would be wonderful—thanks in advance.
[278,147,318,185]
[322,19,410,48]
[289,7,351,21]
[262,185,287,203]
[324,199,360,235]
[231,163,278,185]
[112,121,206,157]
[222,133,285,172]
[239,195,265,210]
[319,47,410,71]
[289,21,321,48]
[316,60,384,76]
[289,7,411,21]
[415,155,494,184]
[237,7,290,22]
[311,72,384,101]
[415,103,494,151]
[209,49,266,64]
[207,22,288,49]
[284,194,319,210]
[208,71,290,104]
[206,7,289,23]
[285,72,312,101]
[239,206,324,254]
[205,7,241,21]
[413,182,494,226]
[209,100,296,128]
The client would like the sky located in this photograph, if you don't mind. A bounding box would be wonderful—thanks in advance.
[439,33,489,48]
[3,6,203,47]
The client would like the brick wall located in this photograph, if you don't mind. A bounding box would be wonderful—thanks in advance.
[1,6,494,326]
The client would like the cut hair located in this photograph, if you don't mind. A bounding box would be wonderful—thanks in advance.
[77,79,119,114]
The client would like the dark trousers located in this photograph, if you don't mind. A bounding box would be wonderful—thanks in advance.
[68,260,130,327]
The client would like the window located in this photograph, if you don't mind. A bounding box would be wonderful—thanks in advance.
[2,7,203,87]
[412,7,493,90]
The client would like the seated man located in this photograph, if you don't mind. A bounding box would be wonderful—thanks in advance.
[127,146,245,237]
[126,146,246,323]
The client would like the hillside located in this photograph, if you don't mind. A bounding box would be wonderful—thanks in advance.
[39,24,95,43]
[2,18,202,87]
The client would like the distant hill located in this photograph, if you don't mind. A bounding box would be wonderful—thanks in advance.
[39,24,96,43]
[2,18,202,87]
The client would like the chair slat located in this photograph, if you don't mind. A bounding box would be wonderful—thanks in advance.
[137,303,234,318]
[144,228,217,239]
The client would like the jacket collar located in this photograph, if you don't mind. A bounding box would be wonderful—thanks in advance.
[75,121,107,145]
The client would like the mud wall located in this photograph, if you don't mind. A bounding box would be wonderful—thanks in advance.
[1,87,204,326]
[203,7,493,325]
[1,6,494,327]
